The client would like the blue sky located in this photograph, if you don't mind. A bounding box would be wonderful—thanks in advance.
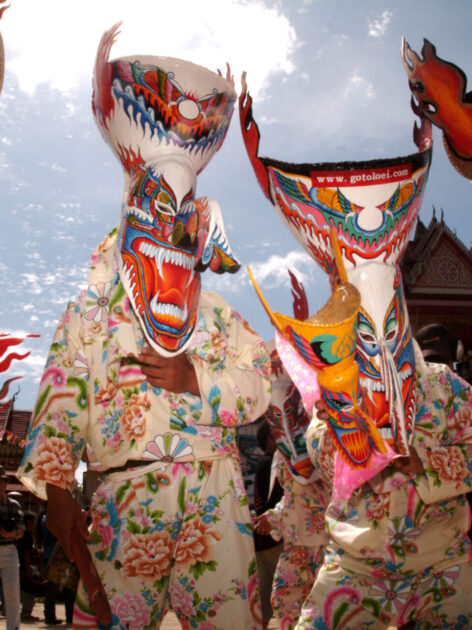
[1,0,472,408]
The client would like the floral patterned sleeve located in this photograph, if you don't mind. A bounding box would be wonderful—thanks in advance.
[18,299,89,499]
[188,292,272,428]
[265,457,328,547]
[413,363,472,505]
[305,415,336,487]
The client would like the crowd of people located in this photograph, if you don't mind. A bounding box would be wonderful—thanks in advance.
[0,468,81,628]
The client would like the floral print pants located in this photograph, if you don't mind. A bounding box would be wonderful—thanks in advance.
[72,458,262,629]
[271,543,324,630]
[296,554,472,629]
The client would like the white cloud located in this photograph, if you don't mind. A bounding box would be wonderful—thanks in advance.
[249,250,321,289]
[344,71,374,99]
[203,249,324,295]
[367,10,392,38]
[3,0,297,98]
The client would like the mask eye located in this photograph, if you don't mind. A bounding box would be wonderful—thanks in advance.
[359,331,376,345]
[385,328,397,342]
[155,192,176,216]
[384,318,398,344]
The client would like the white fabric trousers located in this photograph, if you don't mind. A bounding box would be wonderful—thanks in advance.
[0,544,20,630]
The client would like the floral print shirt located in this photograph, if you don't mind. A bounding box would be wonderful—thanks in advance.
[265,453,329,548]
[18,231,272,500]
[307,344,472,575]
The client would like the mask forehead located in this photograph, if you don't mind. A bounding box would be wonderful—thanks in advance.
[347,263,398,337]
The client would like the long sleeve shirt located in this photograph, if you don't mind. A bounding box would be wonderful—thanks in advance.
[18,231,272,499]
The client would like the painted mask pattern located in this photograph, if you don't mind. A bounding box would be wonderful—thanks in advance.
[92,24,239,355]
[240,79,432,455]
[266,343,316,482]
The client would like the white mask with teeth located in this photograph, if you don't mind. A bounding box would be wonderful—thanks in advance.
[347,263,416,454]
[92,24,240,355]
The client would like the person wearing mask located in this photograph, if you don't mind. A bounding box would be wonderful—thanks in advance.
[18,24,271,630]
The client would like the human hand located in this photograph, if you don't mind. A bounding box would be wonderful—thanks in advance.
[314,399,329,422]
[46,484,90,562]
[391,447,425,476]
[252,513,272,536]
[136,346,199,395]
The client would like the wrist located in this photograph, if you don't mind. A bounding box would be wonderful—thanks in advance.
[185,355,200,396]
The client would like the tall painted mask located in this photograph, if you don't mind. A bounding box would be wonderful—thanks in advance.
[92,24,240,355]
[240,74,432,455]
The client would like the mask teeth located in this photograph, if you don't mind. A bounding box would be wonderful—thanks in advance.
[156,248,165,276]
[149,297,189,322]
[378,338,409,454]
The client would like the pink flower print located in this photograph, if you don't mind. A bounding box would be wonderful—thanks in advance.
[56,419,71,435]
[366,493,390,522]
[278,569,298,587]
[112,592,151,630]
[85,282,112,322]
[219,410,235,426]
[169,582,194,618]
[96,524,114,551]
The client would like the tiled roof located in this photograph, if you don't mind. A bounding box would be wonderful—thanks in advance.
[0,406,32,440]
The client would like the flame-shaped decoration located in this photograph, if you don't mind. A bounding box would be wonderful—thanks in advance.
[0,333,39,409]
[0,1,10,94]
[402,38,472,179]
[288,269,309,321]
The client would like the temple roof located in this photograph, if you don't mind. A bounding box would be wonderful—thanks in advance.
[401,208,472,295]
[0,403,31,441]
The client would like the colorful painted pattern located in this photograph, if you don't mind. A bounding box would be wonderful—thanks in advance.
[303,346,472,626]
